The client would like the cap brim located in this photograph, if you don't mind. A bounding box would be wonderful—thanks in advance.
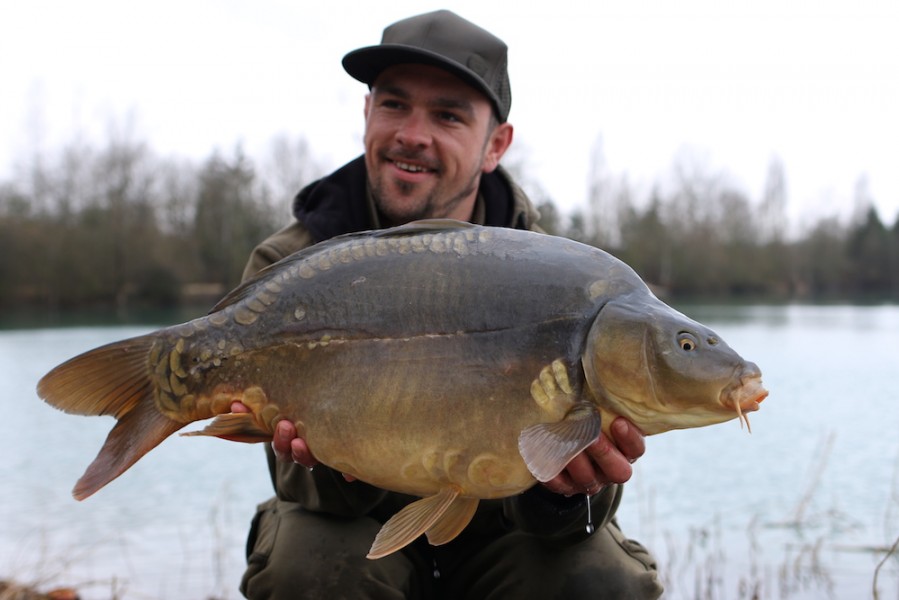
[342,45,503,119]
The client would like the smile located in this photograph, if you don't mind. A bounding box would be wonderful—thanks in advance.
[391,159,436,174]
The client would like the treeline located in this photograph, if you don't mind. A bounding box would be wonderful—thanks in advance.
[0,133,325,311]
[0,135,897,314]
[533,150,898,300]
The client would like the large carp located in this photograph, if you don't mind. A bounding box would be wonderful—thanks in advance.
[38,220,767,558]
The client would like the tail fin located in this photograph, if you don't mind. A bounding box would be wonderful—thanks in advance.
[37,335,184,500]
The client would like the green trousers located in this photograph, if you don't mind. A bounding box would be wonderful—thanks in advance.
[240,498,662,599]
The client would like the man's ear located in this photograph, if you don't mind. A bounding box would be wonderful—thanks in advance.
[482,123,514,173]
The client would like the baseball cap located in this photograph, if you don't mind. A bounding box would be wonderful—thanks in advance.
[342,10,512,122]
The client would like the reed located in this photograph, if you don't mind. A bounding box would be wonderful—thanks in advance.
[872,446,899,600]
[624,431,899,599]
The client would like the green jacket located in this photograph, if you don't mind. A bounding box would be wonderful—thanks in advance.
[243,156,623,547]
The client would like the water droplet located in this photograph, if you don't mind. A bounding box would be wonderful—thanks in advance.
[585,494,595,534]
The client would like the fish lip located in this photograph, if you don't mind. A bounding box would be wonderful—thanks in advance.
[721,361,767,409]
[723,375,767,410]
[721,371,767,431]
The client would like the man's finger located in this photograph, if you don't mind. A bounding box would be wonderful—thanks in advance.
[290,437,319,468]
[561,452,599,490]
[609,417,645,463]
[272,420,297,462]
[541,471,577,496]
[584,434,632,484]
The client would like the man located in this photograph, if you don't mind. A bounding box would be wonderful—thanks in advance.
[238,10,662,599]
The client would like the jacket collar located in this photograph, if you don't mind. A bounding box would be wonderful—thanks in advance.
[292,155,537,243]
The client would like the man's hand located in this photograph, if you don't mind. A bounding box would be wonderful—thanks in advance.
[272,419,319,468]
[230,402,354,481]
[230,402,319,466]
[541,417,645,497]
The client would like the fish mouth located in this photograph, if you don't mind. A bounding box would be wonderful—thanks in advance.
[722,371,768,433]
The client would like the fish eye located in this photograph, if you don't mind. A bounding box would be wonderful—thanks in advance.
[677,333,698,351]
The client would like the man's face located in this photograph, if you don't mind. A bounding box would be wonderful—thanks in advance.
[363,63,513,225]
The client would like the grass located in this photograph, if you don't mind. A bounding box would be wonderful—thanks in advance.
[872,445,899,600]
[632,431,899,600]
[0,536,124,600]
[0,526,118,599]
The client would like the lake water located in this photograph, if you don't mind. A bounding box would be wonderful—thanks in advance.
[1,305,897,599]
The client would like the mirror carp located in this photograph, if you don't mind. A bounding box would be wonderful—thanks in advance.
[38,220,767,558]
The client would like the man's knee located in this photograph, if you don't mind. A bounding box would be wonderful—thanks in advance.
[240,500,422,599]
[443,520,662,599]
[554,521,663,599]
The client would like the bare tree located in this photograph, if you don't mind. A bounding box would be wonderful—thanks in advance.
[760,156,788,244]
[585,136,620,248]
[259,133,325,206]
[93,118,155,309]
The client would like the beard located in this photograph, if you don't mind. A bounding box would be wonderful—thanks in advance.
[369,152,484,226]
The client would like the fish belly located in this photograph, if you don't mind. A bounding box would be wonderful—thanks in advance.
[250,329,563,499]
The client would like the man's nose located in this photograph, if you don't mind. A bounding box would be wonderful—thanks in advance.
[395,111,431,148]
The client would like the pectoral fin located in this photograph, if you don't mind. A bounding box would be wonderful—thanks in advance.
[367,486,460,559]
[518,402,602,482]
[181,413,272,443]
[425,496,479,546]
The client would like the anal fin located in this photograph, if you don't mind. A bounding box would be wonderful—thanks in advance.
[181,413,272,443]
[425,496,479,546]
[518,401,602,482]
[367,486,460,559]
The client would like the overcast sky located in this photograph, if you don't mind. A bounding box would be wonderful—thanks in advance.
[2,0,897,227]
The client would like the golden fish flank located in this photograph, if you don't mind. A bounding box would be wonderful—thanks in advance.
[530,359,577,421]
[36,220,767,560]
